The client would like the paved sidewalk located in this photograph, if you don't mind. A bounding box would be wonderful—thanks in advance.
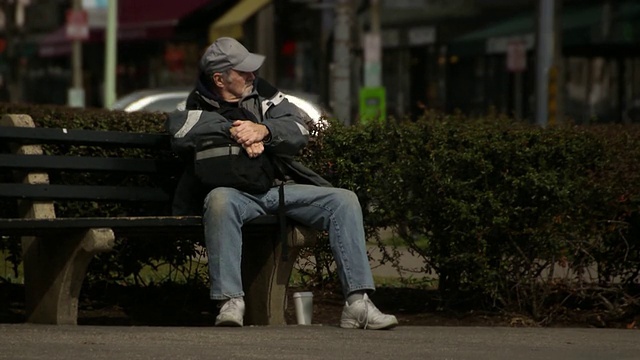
[1,323,638,360]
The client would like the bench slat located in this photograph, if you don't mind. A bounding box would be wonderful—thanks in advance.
[0,126,170,148]
[0,154,180,173]
[0,215,279,237]
[0,183,172,202]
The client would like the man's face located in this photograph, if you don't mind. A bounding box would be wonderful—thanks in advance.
[216,69,256,102]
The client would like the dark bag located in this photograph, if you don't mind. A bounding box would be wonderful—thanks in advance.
[193,134,276,194]
[193,135,289,260]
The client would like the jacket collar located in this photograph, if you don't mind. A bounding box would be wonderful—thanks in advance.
[196,72,265,106]
[194,73,222,108]
[191,75,285,116]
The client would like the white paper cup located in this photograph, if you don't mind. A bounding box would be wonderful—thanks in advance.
[292,291,313,325]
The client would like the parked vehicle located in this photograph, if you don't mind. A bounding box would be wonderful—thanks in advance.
[110,87,329,126]
[110,88,190,113]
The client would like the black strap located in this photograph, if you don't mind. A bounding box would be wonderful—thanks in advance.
[278,182,288,261]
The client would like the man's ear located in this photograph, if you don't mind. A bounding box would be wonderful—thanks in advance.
[212,73,224,88]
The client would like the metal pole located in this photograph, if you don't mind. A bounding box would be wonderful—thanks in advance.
[535,0,554,127]
[71,0,82,89]
[256,3,276,84]
[103,0,118,108]
[370,0,380,35]
[364,0,381,88]
[332,0,352,125]
[514,72,523,119]
[3,0,18,101]
[552,0,563,125]
[69,0,85,107]
[371,0,381,77]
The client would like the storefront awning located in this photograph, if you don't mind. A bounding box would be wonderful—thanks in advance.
[208,0,271,42]
[38,0,214,57]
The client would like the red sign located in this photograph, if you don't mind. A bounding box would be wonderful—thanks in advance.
[66,10,89,41]
[506,41,527,73]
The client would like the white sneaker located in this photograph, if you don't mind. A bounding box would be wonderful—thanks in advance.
[340,293,398,330]
[215,297,245,327]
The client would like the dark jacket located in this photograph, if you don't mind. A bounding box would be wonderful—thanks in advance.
[166,76,332,216]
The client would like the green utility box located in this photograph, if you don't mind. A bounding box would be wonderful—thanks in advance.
[359,87,386,124]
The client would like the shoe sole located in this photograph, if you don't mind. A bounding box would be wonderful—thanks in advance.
[215,314,243,327]
[340,319,398,330]
[215,319,243,327]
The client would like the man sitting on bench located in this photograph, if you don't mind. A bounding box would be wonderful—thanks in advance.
[166,37,398,330]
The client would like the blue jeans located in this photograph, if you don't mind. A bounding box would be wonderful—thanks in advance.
[202,184,375,300]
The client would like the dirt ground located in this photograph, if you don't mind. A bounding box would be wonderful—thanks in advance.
[0,282,514,327]
[1,281,636,328]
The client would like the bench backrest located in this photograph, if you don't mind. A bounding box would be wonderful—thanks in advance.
[0,124,181,217]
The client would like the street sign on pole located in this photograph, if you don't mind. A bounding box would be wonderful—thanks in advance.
[506,41,527,72]
[83,0,108,28]
[66,9,89,41]
[363,32,381,87]
[83,0,108,8]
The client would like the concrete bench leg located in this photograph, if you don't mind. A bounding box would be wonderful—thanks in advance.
[241,226,297,325]
[22,228,115,325]
[241,226,316,326]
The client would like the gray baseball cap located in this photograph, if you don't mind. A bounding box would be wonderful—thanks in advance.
[199,37,265,75]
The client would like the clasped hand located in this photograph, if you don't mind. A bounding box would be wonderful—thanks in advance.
[230,120,269,158]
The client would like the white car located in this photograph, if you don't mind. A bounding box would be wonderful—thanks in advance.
[110,87,329,126]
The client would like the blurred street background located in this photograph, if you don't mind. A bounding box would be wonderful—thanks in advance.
[0,0,638,125]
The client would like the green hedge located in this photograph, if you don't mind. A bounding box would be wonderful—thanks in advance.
[301,115,640,320]
[2,103,639,322]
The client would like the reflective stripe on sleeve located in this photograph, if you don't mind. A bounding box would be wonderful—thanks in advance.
[174,110,202,138]
[296,122,309,136]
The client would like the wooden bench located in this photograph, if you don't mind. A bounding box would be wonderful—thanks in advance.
[0,113,315,326]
